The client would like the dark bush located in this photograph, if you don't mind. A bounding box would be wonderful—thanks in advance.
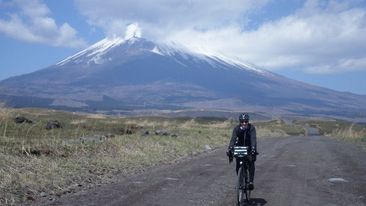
[14,116,33,124]
[46,120,63,130]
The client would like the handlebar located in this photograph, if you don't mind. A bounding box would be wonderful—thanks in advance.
[233,146,249,158]
[233,146,258,157]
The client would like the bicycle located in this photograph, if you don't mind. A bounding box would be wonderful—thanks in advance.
[233,146,252,205]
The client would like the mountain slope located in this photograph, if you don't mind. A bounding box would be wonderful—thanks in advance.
[0,36,365,118]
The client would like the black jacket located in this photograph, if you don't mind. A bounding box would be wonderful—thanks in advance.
[228,123,257,152]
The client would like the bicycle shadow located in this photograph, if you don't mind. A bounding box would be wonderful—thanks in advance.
[241,198,267,206]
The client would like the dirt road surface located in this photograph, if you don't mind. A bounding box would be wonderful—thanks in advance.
[42,136,366,206]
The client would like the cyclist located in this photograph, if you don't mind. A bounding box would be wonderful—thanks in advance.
[227,113,257,190]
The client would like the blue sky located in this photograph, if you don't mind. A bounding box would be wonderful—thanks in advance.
[1,0,366,95]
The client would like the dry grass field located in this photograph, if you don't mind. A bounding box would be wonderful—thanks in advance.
[0,108,364,205]
[294,119,366,145]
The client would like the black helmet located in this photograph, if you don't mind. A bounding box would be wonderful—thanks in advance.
[239,113,250,123]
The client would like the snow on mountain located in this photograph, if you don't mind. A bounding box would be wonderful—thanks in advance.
[57,37,125,66]
[57,35,265,75]
[57,23,142,66]
[56,20,263,73]
[151,46,164,55]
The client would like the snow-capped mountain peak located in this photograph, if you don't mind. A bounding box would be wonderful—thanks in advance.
[56,35,265,75]
[57,24,145,66]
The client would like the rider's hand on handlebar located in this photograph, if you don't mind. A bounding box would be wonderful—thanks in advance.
[226,148,233,163]
[226,147,233,156]
[251,147,257,155]
[226,149,231,157]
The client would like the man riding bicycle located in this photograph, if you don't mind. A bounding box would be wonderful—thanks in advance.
[227,113,257,190]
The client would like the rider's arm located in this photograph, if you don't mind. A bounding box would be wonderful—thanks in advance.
[228,126,238,150]
[250,125,257,152]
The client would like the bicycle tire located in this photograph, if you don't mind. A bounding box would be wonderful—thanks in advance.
[244,167,251,202]
[236,167,245,205]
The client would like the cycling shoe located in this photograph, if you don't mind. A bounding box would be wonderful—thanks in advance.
[248,182,254,190]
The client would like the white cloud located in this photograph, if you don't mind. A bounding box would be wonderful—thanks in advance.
[164,1,366,74]
[75,0,366,74]
[305,57,366,74]
[75,0,269,38]
[124,23,142,39]
[0,0,86,48]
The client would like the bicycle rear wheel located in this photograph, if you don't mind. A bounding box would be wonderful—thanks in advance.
[236,167,245,205]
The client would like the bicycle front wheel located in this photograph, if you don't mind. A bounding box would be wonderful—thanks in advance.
[244,167,251,202]
[236,167,245,206]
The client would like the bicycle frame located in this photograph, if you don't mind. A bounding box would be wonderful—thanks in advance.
[233,146,251,205]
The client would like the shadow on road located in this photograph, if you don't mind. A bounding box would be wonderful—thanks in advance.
[242,198,267,206]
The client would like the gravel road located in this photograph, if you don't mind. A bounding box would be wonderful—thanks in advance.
[43,135,366,206]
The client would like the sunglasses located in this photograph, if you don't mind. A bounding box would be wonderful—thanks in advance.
[240,120,249,123]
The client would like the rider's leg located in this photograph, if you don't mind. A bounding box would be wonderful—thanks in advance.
[249,161,255,183]
[248,161,255,190]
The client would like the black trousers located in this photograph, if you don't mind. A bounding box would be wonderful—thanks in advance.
[236,158,255,182]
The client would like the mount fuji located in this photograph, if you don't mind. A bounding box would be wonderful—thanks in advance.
[0,35,365,119]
